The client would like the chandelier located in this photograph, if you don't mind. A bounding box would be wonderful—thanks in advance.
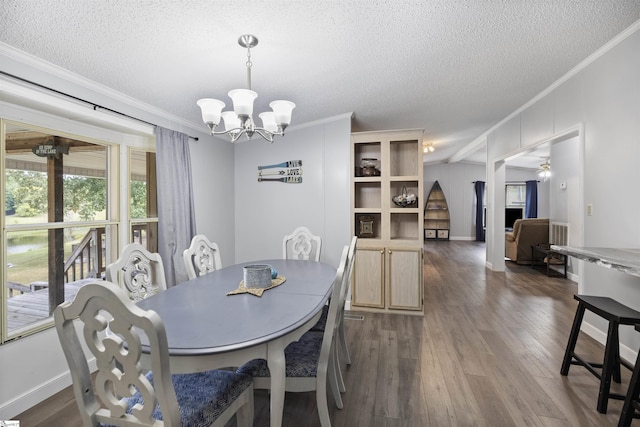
[423,142,435,153]
[197,35,296,143]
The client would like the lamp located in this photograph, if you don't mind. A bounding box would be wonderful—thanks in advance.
[423,143,435,153]
[197,35,296,143]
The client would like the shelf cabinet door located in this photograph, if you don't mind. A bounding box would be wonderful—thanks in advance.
[387,247,423,310]
[352,247,385,308]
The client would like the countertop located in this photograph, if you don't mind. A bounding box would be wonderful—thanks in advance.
[550,245,640,278]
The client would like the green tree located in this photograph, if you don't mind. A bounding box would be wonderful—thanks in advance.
[130,180,147,219]
[64,175,106,220]
[5,170,47,216]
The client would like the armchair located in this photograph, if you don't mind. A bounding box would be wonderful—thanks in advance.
[505,218,549,264]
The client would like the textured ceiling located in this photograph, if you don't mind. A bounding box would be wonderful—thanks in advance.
[1,1,640,164]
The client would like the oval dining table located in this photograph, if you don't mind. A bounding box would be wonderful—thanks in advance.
[136,258,336,427]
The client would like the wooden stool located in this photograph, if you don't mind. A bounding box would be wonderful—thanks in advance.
[619,324,640,427]
[561,295,640,413]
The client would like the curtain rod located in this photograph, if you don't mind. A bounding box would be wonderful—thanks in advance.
[472,180,540,183]
[0,70,199,141]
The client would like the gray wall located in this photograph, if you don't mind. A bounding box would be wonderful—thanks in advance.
[233,115,352,268]
[189,134,237,267]
[423,162,486,240]
[485,23,640,359]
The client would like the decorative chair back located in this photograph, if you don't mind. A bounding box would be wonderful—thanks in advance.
[54,281,254,427]
[183,234,222,280]
[282,226,322,262]
[54,281,181,426]
[106,242,167,302]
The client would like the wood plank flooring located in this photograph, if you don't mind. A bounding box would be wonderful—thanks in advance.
[15,241,633,426]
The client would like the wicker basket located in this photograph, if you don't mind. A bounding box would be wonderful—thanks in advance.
[392,186,418,207]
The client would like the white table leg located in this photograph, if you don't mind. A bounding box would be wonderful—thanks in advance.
[267,338,286,427]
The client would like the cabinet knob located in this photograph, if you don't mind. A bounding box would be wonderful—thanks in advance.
[380,250,384,254]
[388,249,392,254]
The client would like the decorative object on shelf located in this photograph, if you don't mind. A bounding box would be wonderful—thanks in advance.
[360,158,380,177]
[537,160,551,181]
[392,186,418,207]
[257,159,303,183]
[197,34,296,143]
[356,214,376,238]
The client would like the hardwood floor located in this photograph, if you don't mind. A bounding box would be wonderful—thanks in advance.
[15,241,633,426]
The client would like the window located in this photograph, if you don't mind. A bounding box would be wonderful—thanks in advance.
[505,184,526,206]
[129,149,158,252]
[505,183,526,229]
[2,121,119,341]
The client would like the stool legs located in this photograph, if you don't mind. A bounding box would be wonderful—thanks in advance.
[561,302,586,376]
[599,320,620,413]
[561,300,624,414]
[619,344,640,427]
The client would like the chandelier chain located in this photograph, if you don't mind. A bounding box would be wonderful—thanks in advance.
[246,47,252,90]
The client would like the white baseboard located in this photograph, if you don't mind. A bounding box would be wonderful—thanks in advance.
[0,372,71,419]
[0,359,96,420]
[581,321,638,365]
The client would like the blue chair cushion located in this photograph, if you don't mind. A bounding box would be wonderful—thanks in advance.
[102,369,252,426]
[237,331,323,378]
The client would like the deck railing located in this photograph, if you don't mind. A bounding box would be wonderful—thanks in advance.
[63,227,106,282]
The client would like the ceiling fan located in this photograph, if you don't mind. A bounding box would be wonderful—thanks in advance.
[537,160,551,181]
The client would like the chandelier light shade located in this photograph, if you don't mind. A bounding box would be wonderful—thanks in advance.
[197,35,296,143]
[423,142,435,153]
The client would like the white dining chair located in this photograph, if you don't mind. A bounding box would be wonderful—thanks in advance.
[334,235,357,393]
[106,242,167,302]
[282,226,322,262]
[183,234,222,280]
[310,236,357,396]
[236,245,349,427]
[54,280,254,427]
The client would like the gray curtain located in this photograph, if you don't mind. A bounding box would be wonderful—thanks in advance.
[156,127,197,287]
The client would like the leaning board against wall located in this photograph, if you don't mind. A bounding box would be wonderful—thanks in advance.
[350,129,424,315]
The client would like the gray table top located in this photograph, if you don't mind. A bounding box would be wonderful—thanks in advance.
[137,259,336,356]
[550,246,640,278]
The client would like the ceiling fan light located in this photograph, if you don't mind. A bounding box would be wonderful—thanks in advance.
[197,98,225,126]
[259,112,278,133]
[270,100,296,126]
[221,111,241,131]
[228,89,257,117]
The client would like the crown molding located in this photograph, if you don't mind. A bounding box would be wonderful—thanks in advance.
[448,18,640,164]
[0,42,204,134]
